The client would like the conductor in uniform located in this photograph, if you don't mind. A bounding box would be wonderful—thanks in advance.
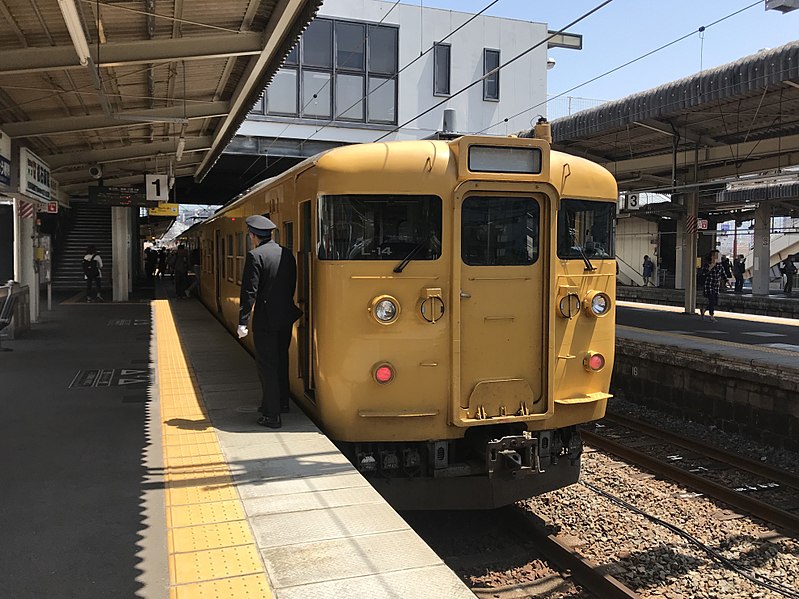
[237,215,302,428]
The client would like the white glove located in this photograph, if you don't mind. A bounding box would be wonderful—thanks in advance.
[236,325,249,339]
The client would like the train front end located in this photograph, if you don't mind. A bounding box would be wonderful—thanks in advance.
[309,133,617,509]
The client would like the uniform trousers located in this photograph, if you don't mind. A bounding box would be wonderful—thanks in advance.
[253,326,292,417]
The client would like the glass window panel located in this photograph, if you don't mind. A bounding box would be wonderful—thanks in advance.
[249,93,264,115]
[266,69,297,115]
[303,19,332,68]
[368,26,397,74]
[483,49,500,100]
[302,70,332,118]
[318,195,442,261]
[336,73,364,120]
[284,44,299,66]
[367,76,395,124]
[336,22,365,70]
[557,199,615,260]
[461,197,539,266]
[434,43,450,96]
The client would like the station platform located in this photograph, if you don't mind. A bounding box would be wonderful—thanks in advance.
[0,286,474,598]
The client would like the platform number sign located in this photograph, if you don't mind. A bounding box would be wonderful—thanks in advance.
[626,194,640,210]
[145,174,169,203]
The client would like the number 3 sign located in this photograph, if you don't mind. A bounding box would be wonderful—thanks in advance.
[145,174,169,203]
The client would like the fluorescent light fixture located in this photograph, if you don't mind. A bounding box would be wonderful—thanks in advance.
[57,0,91,66]
[176,137,186,162]
[114,115,190,124]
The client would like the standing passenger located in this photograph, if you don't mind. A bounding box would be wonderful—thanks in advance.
[237,215,302,429]
[82,245,103,302]
[700,250,726,322]
[732,254,745,293]
[783,258,797,295]
[642,255,654,287]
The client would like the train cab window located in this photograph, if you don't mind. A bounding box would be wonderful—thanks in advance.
[318,195,442,261]
[461,197,539,266]
[557,199,615,260]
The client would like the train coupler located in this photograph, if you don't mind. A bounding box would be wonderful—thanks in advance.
[486,433,544,479]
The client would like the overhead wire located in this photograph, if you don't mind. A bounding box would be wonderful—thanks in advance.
[373,0,615,142]
[239,0,402,186]
[477,0,762,135]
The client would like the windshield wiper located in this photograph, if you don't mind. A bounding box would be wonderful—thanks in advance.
[576,244,596,272]
[393,238,429,273]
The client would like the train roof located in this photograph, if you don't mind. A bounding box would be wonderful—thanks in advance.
[212,136,617,219]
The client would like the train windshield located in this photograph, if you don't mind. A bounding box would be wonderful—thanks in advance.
[557,199,615,260]
[318,194,442,261]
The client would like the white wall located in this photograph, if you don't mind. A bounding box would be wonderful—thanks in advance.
[239,0,549,143]
[616,216,658,282]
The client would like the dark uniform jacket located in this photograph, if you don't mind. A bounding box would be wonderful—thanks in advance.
[239,239,302,331]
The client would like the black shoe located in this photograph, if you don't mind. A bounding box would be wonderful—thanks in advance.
[257,415,281,429]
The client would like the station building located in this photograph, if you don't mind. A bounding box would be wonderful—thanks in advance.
[210,0,581,195]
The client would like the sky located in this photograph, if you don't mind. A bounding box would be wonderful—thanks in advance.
[415,0,799,105]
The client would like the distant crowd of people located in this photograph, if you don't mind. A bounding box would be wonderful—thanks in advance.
[144,245,200,298]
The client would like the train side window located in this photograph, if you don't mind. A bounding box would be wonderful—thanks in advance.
[461,196,539,266]
[226,234,234,282]
[235,232,244,284]
[284,222,294,251]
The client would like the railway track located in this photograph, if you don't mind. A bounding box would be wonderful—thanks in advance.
[404,507,639,599]
[582,412,799,535]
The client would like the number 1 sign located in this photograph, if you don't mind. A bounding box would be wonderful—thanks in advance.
[145,174,169,203]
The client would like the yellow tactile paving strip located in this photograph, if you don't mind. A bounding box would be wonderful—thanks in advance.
[153,300,273,599]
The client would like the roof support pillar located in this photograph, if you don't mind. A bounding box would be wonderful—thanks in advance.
[752,203,772,296]
[682,145,699,315]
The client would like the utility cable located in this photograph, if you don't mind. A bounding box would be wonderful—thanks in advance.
[373,0,614,142]
[478,0,761,134]
[240,0,402,186]
[581,480,799,599]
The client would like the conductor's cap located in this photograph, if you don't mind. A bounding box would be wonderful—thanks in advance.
[246,215,276,236]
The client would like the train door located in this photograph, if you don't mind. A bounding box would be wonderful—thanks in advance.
[455,192,546,423]
[214,229,222,313]
[297,201,315,400]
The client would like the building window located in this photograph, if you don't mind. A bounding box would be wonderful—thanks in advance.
[483,49,500,101]
[433,43,450,96]
[262,18,397,124]
[267,69,298,115]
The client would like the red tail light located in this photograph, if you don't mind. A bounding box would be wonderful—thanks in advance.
[374,363,395,384]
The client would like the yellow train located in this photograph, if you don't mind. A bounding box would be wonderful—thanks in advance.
[186,125,617,509]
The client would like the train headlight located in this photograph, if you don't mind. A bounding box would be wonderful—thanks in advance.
[373,362,395,384]
[586,292,611,317]
[558,293,581,318]
[369,295,400,324]
[583,352,606,372]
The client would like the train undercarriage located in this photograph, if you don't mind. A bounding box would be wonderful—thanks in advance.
[338,425,583,510]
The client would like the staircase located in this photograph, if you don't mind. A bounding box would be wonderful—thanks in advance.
[52,202,112,290]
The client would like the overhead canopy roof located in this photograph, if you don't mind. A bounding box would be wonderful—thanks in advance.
[550,41,799,214]
[0,0,321,196]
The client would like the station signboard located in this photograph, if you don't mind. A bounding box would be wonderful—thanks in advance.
[0,128,10,187]
[19,147,51,202]
[148,202,179,217]
[88,185,158,207]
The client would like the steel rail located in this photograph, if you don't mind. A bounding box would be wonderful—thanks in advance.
[582,430,799,535]
[507,507,641,599]
[605,412,799,491]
